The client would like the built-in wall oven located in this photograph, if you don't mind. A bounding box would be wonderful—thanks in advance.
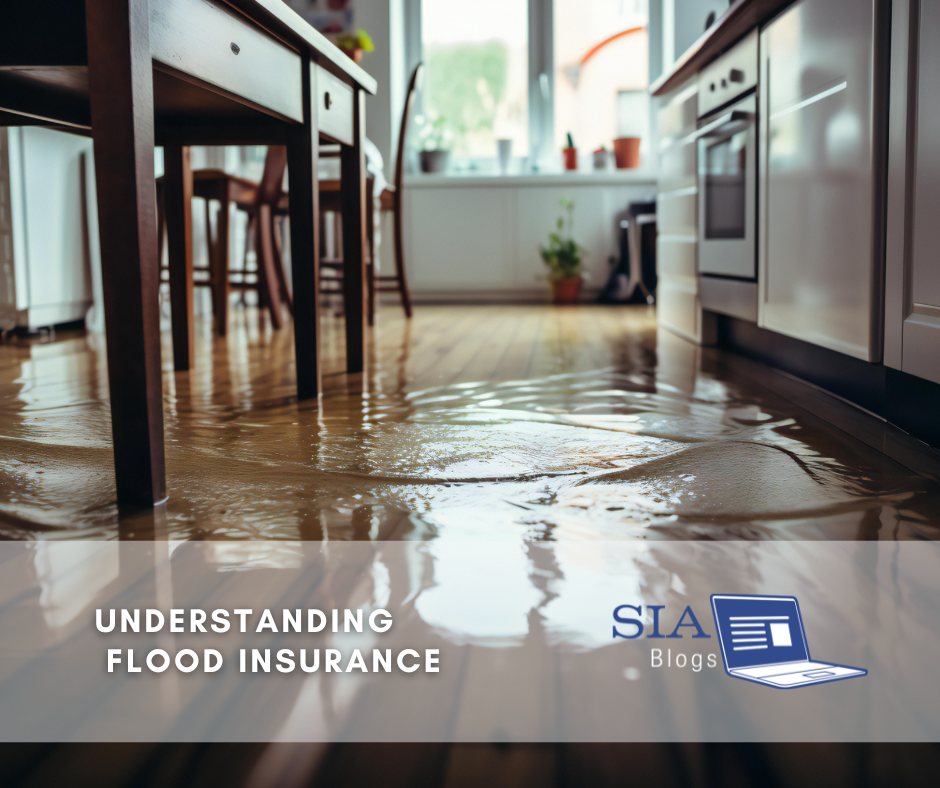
[698,95,756,278]
[696,30,759,322]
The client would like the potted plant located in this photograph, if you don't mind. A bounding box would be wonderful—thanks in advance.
[540,198,586,304]
[415,113,453,173]
[563,132,578,171]
[336,29,374,64]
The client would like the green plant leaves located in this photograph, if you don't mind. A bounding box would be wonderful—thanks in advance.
[541,199,585,280]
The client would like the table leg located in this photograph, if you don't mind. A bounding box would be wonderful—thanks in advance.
[287,56,321,399]
[164,145,194,371]
[366,175,375,327]
[85,0,165,506]
[341,88,367,373]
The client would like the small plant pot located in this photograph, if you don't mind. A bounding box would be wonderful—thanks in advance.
[593,149,609,170]
[340,47,364,64]
[563,147,578,171]
[613,137,641,169]
[420,150,450,174]
[551,276,583,304]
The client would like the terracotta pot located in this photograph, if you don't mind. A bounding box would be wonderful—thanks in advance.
[340,47,364,64]
[613,137,641,169]
[552,276,583,304]
[562,147,578,171]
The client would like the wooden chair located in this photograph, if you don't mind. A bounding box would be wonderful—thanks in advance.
[316,63,423,322]
[157,146,292,335]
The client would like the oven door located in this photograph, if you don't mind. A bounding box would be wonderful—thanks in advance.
[697,95,757,279]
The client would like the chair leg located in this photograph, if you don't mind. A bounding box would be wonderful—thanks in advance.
[204,199,216,332]
[367,259,375,327]
[211,197,230,335]
[392,192,413,318]
[156,180,165,269]
[366,177,375,326]
[271,215,293,314]
[164,144,195,371]
[255,203,283,330]
[241,213,254,308]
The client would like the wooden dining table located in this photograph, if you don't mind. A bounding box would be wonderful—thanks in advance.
[0,0,378,508]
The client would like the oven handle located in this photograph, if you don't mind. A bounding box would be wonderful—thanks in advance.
[692,109,754,141]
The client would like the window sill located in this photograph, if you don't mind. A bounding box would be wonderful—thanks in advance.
[402,169,657,188]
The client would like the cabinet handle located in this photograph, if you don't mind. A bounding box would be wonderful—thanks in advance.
[230,42,240,55]
[324,92,332,110]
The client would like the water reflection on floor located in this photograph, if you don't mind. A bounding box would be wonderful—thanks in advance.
[1,305,938,541]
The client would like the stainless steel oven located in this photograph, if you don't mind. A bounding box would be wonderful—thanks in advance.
[697,93,756,279]
[695,29,760,321]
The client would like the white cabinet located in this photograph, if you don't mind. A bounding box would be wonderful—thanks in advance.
[884,0,940,385]
[401,174,656,300]
[0,127,95,331]
[654,78,703,342]
[758,0,888,361]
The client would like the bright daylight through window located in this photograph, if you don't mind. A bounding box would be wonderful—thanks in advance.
[420,0,529,163]
[420,0,649,171]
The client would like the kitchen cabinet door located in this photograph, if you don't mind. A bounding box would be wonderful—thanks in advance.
[901,0,940,384]
[759,0,888,361]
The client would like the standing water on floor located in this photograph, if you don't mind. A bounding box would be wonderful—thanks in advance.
[0,306,938,541]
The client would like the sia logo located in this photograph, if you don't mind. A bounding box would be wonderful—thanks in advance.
[613,595,867,688]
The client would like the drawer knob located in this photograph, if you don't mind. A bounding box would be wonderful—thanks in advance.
[230,42,240,55]
[324,92,332,110]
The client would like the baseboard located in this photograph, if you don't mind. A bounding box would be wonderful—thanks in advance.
[715,313,940,452]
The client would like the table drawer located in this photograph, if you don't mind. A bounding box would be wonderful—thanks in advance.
[150,0,303,123]
[316,64,354,145]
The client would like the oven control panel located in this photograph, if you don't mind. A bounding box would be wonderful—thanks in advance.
[698,29,758,118]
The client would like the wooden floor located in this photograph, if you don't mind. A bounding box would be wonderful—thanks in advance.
[2,304,940,785]
[2,302,938,541]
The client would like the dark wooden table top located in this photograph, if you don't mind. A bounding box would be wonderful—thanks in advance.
[0,0,376,140]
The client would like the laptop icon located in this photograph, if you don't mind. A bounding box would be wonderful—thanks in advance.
[711,594,867,688]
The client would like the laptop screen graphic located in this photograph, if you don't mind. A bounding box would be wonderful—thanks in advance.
[712,596,810,670]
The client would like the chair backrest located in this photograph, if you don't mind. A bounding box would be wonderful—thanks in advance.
[257,145,288,205]
[393,63,424,195]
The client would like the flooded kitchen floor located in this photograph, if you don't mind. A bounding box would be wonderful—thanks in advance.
[1,304,939,541]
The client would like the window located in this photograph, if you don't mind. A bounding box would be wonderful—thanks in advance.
[417,0,650,170]
[553,0,649,157]
[421,0,529,160]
